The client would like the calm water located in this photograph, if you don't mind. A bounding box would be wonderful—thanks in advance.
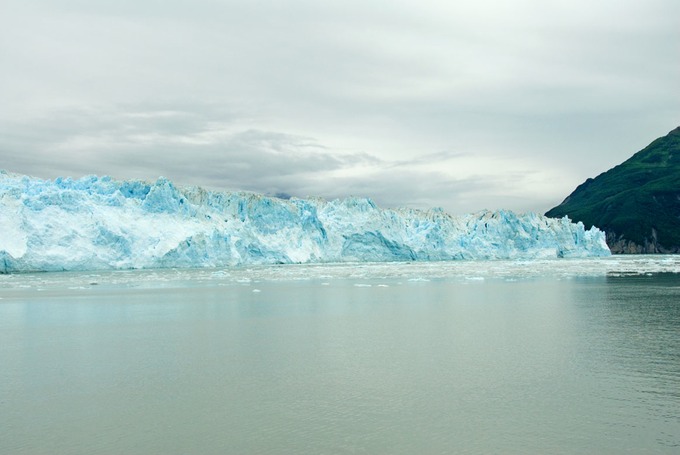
[1,257,680,454]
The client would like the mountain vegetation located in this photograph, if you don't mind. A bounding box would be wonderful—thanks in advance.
[546,126,680,253]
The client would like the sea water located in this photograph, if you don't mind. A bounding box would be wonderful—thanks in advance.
[1,256,679,454]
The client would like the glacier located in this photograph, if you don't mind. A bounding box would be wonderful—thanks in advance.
[0,171,610,273]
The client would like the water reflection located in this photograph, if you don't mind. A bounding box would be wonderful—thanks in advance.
[572,274,680,450]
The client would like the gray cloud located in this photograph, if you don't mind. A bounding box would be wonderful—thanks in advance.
[0,103,547,213]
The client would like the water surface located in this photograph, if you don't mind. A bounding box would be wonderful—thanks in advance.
[1,257,679,454]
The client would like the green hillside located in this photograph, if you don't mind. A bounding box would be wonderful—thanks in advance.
[545,126,680,253]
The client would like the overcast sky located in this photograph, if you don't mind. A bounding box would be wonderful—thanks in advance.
[1,0,678,214]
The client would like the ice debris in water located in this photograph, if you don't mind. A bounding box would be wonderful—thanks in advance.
[0,171,610,272]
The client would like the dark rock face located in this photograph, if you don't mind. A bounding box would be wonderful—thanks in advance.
[606,230,680,254]
[546,127,680,254]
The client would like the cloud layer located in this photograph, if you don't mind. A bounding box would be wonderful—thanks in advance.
[2,0,679,213]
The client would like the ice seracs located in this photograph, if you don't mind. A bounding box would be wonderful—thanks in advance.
[0,171,610,273]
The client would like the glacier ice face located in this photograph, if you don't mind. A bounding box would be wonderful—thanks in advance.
[0,171,610,273]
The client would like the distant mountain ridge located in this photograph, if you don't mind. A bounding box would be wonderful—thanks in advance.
[546,126,680,253]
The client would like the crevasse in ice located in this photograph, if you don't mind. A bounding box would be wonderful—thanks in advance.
[0,171,610,272]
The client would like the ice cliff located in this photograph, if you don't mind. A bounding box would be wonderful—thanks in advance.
[0,171,610,273]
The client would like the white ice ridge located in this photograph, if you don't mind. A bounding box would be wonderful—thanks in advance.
[0,171,610,273]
